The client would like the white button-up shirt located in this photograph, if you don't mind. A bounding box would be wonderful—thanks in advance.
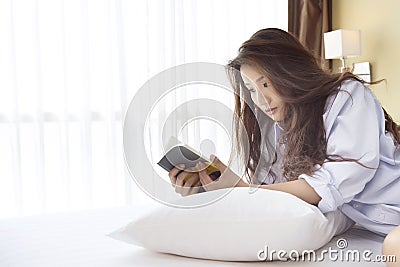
[260,79,400,236]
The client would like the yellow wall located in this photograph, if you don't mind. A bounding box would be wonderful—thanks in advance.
[332,0,400,121]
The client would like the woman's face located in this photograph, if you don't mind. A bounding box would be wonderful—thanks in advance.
[240,64,285,122]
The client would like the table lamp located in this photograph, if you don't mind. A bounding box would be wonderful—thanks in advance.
[323,29,361,73]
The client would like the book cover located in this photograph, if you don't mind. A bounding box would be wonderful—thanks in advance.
[157,138,221,182]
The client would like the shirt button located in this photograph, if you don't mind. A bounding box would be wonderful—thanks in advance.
[353,203,359,208]
[379,213,385,219]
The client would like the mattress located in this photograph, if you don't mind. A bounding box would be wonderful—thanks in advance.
[0,205,386,266]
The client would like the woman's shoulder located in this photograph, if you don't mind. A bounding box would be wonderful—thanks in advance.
[340,78,369,93]
[322,78,384,137]
[337,78,371,100]
[324,78,373,115]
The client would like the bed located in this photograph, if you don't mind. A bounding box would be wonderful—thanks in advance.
[0,205,386,267]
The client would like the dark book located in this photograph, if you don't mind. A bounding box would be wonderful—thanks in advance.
[157,143,221,183]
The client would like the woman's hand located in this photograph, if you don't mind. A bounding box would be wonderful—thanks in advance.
[168,164,203,196]
[198,155,248,192]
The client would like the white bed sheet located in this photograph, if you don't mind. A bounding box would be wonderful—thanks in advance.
[0,205,386,267]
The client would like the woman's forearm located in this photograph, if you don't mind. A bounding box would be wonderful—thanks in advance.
[237,179,321,205]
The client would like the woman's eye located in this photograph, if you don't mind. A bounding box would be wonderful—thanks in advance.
[248,88,256,93]
[263,82,269,88]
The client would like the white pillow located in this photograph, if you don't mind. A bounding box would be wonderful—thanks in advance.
[108,187,354,261]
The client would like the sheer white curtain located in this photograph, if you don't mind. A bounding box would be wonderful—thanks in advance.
[0,0,287,219]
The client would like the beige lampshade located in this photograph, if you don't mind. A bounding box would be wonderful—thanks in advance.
[324,29,361,59]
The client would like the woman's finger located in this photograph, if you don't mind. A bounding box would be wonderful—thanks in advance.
[176,169,197,191]
[169,164,185,186]
[175,170,189,187]
[188,183,201,195]
[180,178,202,196]
[180,186,191,196]
[183,172,200,188]
[198,162,214,186]
[179,174,200,196]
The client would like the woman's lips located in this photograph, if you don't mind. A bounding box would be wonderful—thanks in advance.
[266,107,277,114]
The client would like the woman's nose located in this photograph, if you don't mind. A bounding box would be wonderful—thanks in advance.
[256,90,271,106]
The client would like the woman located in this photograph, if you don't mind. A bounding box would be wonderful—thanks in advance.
[169,28,400,264]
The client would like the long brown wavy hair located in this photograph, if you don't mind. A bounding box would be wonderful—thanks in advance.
[226,28,400,182]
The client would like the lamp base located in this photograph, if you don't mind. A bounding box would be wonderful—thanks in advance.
[339,66,351,73]
[339,57,351,73]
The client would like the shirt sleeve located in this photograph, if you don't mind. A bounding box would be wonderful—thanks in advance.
[298,80,381,213]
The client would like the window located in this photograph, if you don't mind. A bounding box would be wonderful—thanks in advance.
[0,0,287,218]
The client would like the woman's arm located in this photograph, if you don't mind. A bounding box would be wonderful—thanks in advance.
[199,156,321,205]
[237,179,321,205]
